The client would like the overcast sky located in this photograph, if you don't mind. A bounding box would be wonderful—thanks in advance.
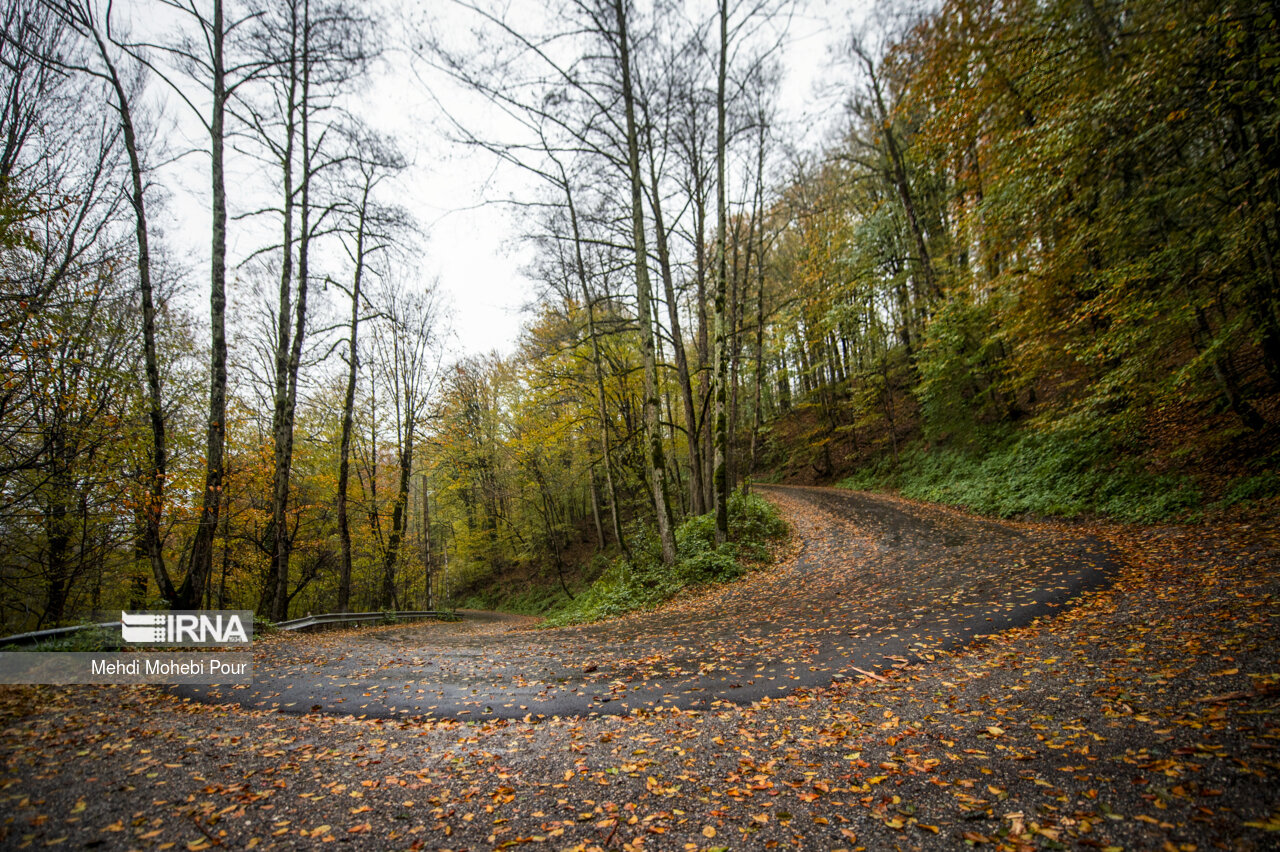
[146,0,863,359]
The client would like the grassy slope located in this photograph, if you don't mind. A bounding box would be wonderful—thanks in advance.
[762,384,1280,524]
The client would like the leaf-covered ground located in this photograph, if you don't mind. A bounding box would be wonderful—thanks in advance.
[1,486,1276,851]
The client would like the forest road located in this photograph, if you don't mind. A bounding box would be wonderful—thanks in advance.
[175,485,1120,720]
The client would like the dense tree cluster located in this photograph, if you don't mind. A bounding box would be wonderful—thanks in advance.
[759,0,1279,475]
[0,0,444,630]
[430,0,1279,597]
[1,0,1276,630]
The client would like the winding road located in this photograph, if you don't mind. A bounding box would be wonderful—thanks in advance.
[177,485,1120,719]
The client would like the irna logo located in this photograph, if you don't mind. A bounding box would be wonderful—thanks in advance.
[120,611,253,645]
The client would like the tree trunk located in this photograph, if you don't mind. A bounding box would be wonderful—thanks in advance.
[749,127,768,483]
[712,0,730,543]
[613,0,676,565]
[335,184,368,613]
[178,0,228,609]
[559,167,626,551]
[380,428,413,610]
[589,463,605,549]
[83,19,174,603]
[264,2,299,617]
[420,473,432,609]
[645,122,704,518]
[270,0,314,622]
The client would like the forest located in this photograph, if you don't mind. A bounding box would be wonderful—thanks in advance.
[1,0,1277,633]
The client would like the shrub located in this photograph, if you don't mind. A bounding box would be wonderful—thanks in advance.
[840,426,1201,523]
[542,491,788,627]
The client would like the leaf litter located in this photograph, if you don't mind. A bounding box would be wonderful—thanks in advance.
[0,485,1275,851]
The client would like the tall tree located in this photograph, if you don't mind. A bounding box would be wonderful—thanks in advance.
[124,0,273,608]
[335,130,407,613]
[711,0,730,542]
[53,0,175,602]
[611,0,677,564]
[370,283,441,609]
[245,0,373,619]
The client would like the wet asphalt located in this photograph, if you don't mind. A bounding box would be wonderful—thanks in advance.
[174,486,1120,720]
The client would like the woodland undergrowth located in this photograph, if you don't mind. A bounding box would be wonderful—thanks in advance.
[541,490,788,627]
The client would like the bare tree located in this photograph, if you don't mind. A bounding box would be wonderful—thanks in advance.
[237,0,376,619]
[610,0,678,563]
[123,0,272,607]
[334,128,408,613]
[369,282,443,610]
[50,0,175,601]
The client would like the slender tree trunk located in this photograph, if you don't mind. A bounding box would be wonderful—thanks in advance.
[749,129,768,484]
[729,210,745,490]
[218,485,230,609]
[380,425,413,609]
[712,0,730,543]
[421,473,432,609]
[87,23,173,602]
[335,189,367,613]
[560,169,626,550]
[271,0,314,622]
[776,350,791,412]
[613,0,676,565]
[693,165,713,514]
[645,130,704,517]
[265,4,299,617]
[178,0,228,609]
[589,463,605,549]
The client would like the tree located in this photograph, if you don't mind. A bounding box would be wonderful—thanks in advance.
[334,129,408,613]
[611,0,678,564]
[369,282,442,609]
[128,0,270,608]
[230,0,376,619]
[52,0,174,602]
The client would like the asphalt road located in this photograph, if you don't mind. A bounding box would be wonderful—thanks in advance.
[176,485,1120,719]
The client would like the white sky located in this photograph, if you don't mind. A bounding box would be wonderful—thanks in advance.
[145,0,861,359]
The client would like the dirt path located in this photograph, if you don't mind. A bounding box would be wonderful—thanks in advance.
[176,485,1119,720]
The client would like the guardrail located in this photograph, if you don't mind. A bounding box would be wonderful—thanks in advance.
[0,622,121,648]
[275,610,459,632]
[0,610,461,647]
